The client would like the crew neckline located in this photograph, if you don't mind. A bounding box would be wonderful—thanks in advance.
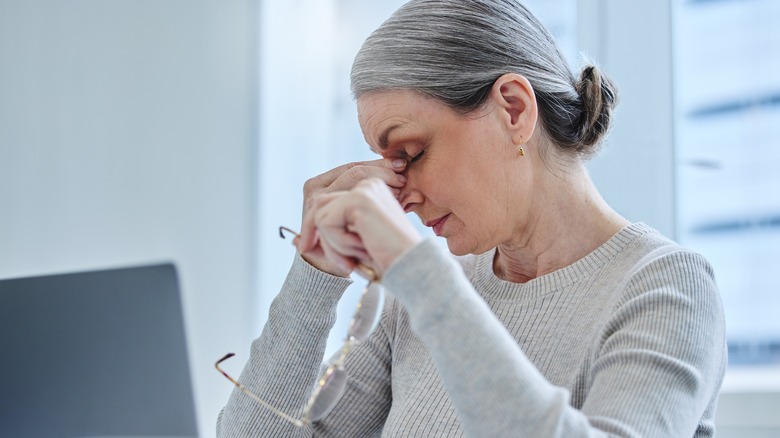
[472,222,655,302]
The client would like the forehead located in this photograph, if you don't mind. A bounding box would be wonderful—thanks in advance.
[357,90,448,151]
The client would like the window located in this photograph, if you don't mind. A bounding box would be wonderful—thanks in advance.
[673,0,780,366]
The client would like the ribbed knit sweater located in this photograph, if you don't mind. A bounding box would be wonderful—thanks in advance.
[218,223,727,437]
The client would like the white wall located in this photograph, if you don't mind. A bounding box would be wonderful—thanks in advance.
[0,1,257,436]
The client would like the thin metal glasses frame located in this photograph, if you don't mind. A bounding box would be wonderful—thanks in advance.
[215,226,385,427]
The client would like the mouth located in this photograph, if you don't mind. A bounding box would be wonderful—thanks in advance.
[425,214,450,236]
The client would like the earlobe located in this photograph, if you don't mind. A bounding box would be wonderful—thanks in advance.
[491,73,537,146]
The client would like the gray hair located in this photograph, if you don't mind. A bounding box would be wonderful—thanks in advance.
[350,0,618,157]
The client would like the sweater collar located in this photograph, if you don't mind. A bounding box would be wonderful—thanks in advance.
[470,222,653,302]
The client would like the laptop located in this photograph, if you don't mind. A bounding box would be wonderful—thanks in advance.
[0,263,199,438]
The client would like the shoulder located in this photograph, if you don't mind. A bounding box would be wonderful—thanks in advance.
[606,224,725,346]
[618,224,718,300]
[605,224,725,342]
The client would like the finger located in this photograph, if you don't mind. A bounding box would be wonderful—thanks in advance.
[324,158,407,185]
[306,191,372,263]
[319,234,357,273]
[327,163,407,193]
[298,192,341,253]
[300,236,326,262]
[305,159,407,195]
[318,227,370,261]
[297,217,319,254]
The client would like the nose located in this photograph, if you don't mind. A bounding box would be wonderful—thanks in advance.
[398,183,424,213]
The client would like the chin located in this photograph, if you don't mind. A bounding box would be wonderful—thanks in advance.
[445,233,495,256]
[444,237,477,256]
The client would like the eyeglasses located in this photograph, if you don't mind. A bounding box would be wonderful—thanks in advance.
[215,226,385,427]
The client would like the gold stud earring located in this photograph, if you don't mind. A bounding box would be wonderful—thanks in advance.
[517,135,525,156]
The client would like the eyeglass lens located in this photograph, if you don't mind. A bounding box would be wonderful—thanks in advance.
[348,281,384,342]
[305,364,349,421]
[304,281,385,421]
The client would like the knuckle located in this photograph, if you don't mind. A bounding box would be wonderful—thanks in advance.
[345,165,369,182]
[357,176,381,188]
[303,177,319,196]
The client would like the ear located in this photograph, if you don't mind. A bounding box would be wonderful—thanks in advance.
[489,73,538,146]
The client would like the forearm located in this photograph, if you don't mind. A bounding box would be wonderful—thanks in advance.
[217,253,352,437]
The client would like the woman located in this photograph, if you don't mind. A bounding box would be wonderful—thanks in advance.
[218,0,726,436]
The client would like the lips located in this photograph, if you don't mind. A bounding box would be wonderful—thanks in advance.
[425,214,450,236]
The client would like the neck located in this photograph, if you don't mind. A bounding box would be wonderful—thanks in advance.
[493,160,628,283]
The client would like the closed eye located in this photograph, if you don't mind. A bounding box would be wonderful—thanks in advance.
[408,150,425,165]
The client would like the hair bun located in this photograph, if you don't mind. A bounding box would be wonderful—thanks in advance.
[575,64,619,152]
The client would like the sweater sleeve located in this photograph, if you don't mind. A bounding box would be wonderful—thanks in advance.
[381,239,726,438]
[583,250,727,438]
[216,253,351,437]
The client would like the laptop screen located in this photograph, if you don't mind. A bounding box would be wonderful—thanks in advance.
[0,263,198,437]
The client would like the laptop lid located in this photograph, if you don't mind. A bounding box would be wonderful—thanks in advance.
[0,263,198,437]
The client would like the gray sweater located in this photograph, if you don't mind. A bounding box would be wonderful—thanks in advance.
[218,223,727,437]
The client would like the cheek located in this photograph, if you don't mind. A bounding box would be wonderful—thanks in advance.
[419,160,482,209]
[405,160,438,195]
[453,175,513,242]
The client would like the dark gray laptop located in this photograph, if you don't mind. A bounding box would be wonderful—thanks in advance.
[0,263,198,437]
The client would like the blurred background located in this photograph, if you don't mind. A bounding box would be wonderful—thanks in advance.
[1,0,778,436]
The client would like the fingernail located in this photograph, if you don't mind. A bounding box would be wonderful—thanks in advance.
[397,174,407,182]
[391,159,406,169]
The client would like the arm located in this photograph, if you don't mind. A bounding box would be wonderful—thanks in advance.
[217,253,396,437]
[382,239,726,437]
[583,250,726,437]
[217,253,350,437]
[219,158,407,436]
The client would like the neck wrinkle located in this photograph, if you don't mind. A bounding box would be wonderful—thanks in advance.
[475,222,649,302]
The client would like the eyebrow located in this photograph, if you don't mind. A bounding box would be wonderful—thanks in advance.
[377,124,400,151]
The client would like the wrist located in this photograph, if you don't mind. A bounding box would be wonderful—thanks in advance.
[299,252,352,278]
[378,234,425,277]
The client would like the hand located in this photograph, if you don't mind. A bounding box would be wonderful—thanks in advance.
[297,158,408,276]
[298,178,423,278]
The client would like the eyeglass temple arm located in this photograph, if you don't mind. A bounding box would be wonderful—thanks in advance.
[215,353,306,428]
[278,226,379,281]
[215,353,241,386]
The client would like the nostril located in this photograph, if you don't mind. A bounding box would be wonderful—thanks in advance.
[397,192,409,210]
[399,192,419,213]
